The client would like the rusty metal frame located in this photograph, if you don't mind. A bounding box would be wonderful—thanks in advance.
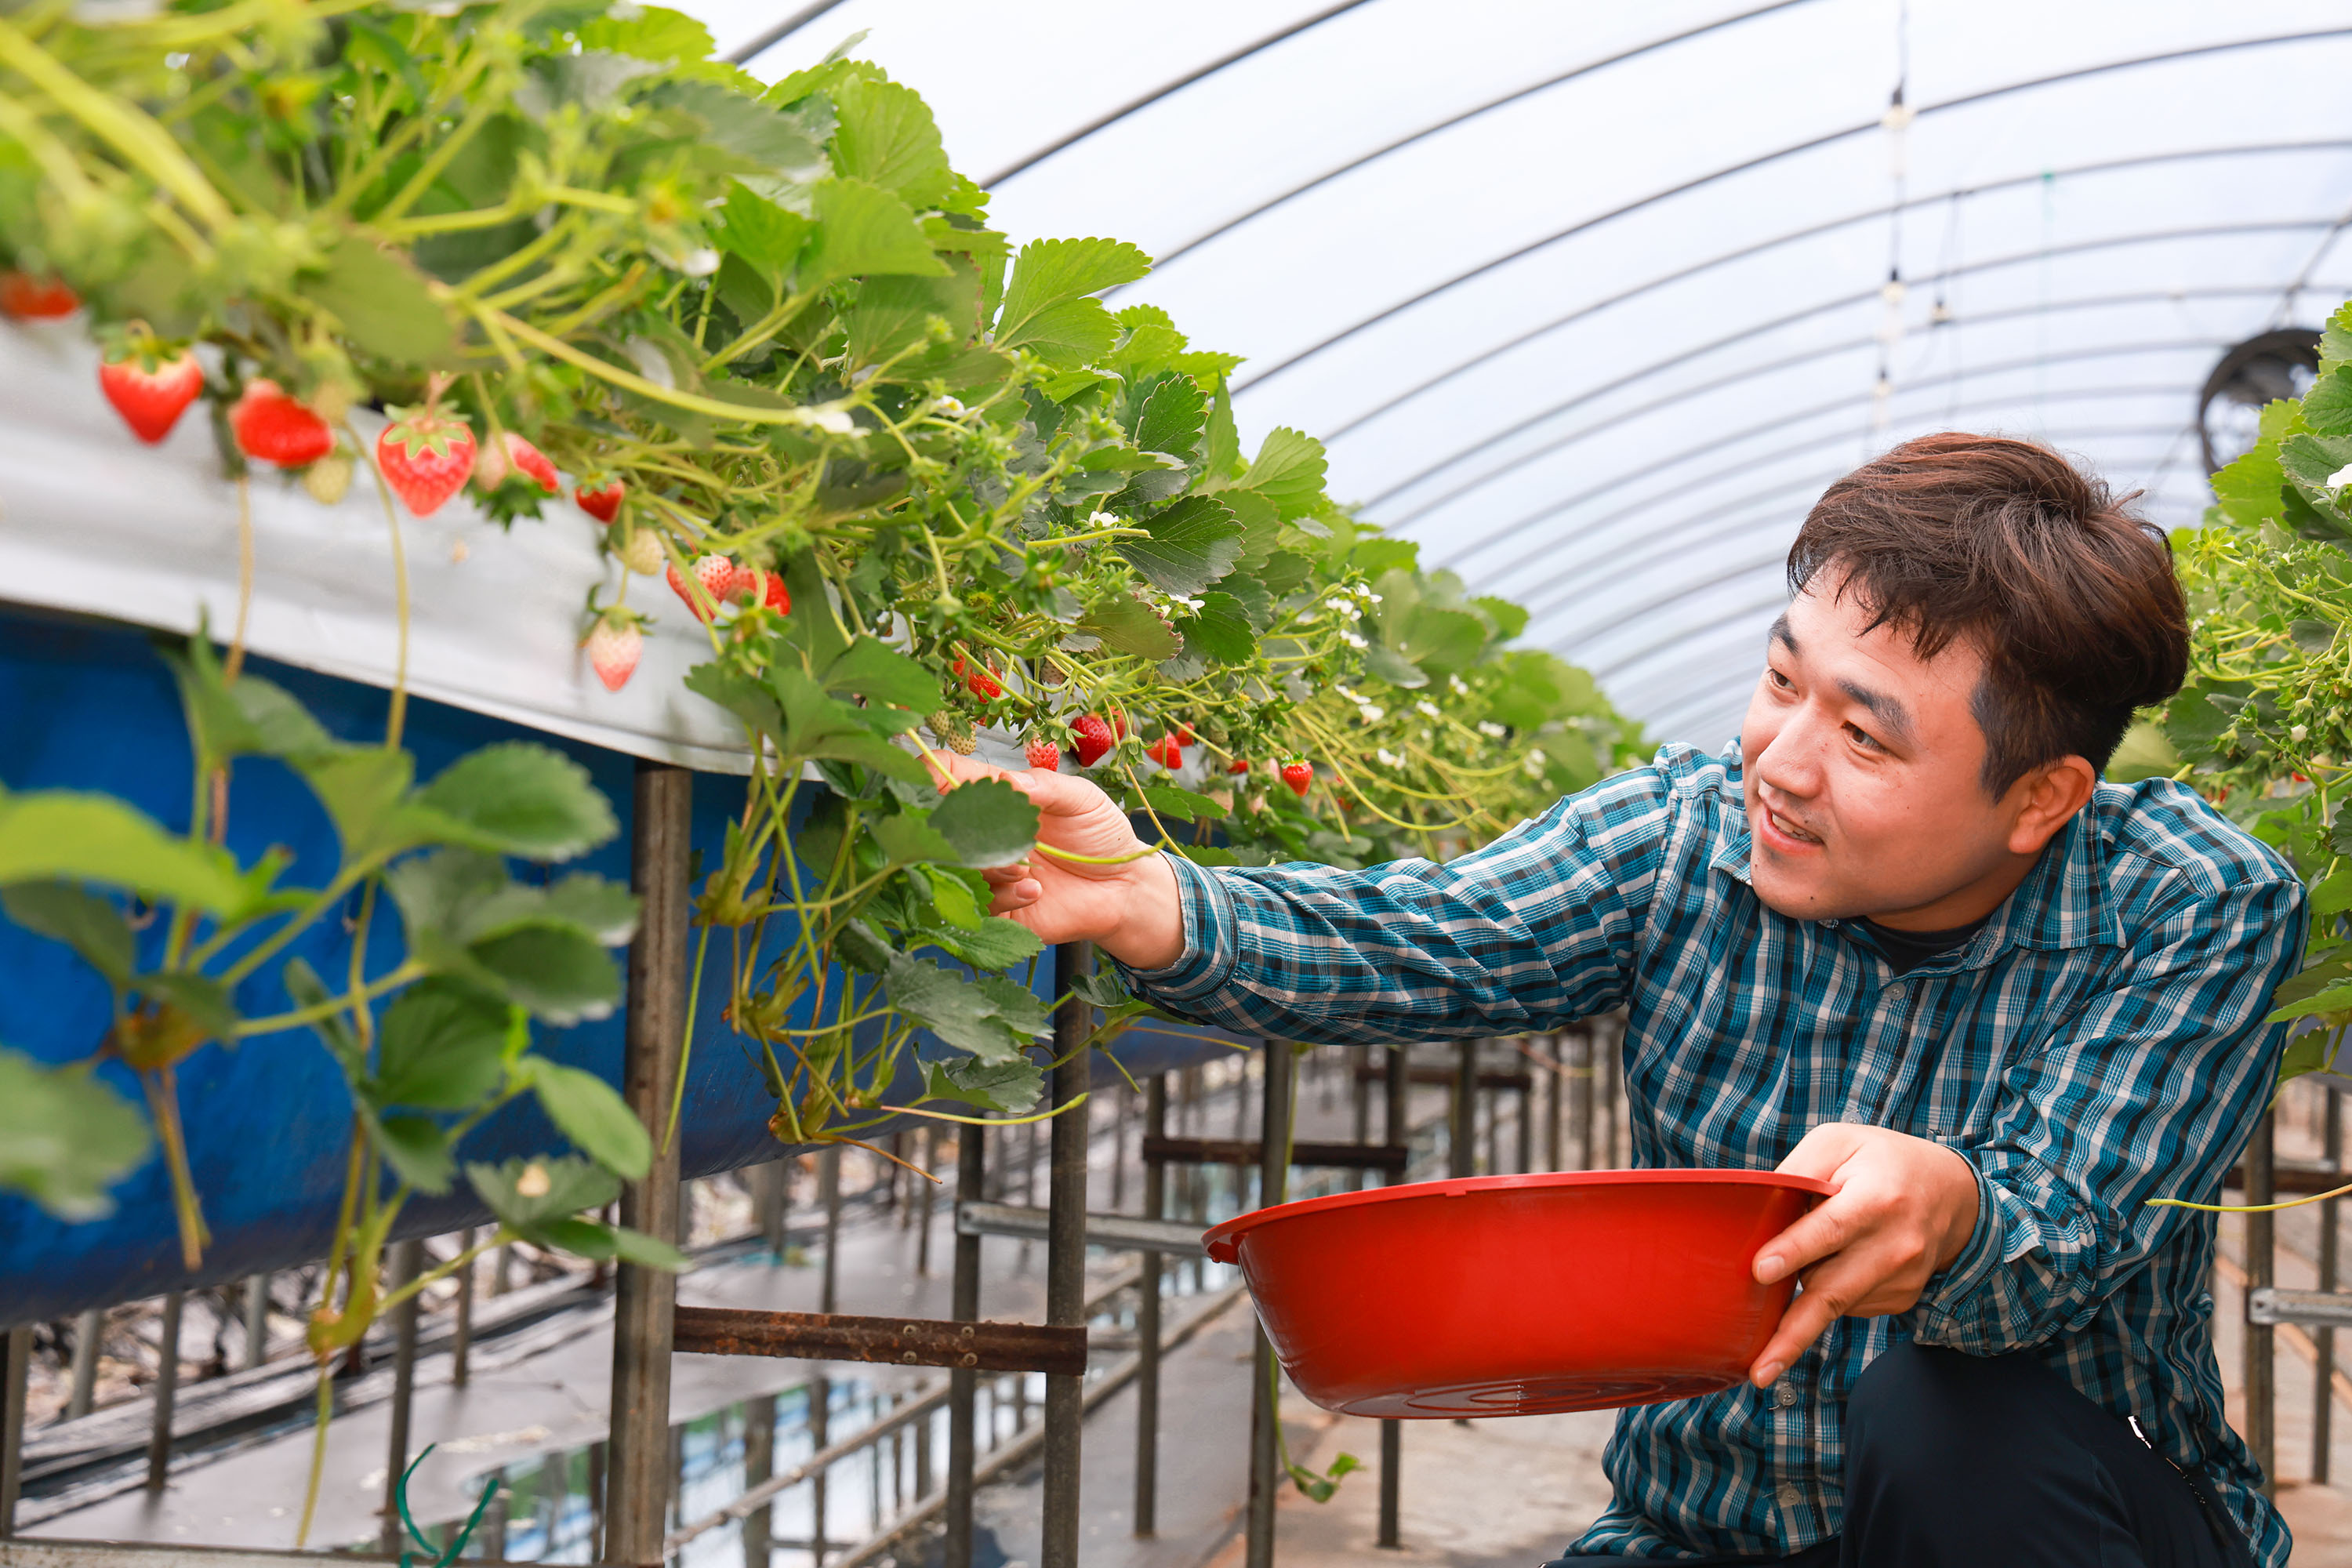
[675,1307,1086,1377]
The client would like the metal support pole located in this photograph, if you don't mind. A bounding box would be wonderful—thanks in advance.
[1112,1083,1129,1213]
[145,1290,183,1492]
[1351,1058,1372,1192]
[944,1121,985,1568]
[742,1393,776,1568]
[2319,1085,2341,1484]
[68,1306,102,1417]
[2,1324,30,1535]
[243,1274,270,1370]
[607,759,691,1566]
[2246,1108,2277,1495]
[1602,1022,1622,1169]
[382,1237,423,1553]
[1452,1041,1477,1180]
[1515,1080,1533,1175]
[1135,1073,1168,1537]
[1378,1044,1407,1551]
[1041,942,1092,1568]
[1245,1042,1294,1568]
[1545,1034,1564,1172]
[454,1228,476,1387]
[1573,1027,1595,1170]
[917,1128,938,1278]
[813,1146,840,1566]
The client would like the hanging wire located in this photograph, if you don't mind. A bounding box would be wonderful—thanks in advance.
[1869,0,1912,447]
[2037,168,2058,430]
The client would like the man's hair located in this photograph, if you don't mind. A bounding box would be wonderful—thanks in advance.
[1786,432,2187,796]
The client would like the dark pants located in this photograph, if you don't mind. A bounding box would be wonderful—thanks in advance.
[1551,1343,2256,1567]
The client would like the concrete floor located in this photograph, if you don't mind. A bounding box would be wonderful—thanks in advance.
[25,1051,2352,1564]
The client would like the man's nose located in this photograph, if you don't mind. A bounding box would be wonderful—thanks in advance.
[1754,711,1826,800]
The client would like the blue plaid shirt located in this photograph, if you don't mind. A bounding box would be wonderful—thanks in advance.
[1124,743,2304,1563]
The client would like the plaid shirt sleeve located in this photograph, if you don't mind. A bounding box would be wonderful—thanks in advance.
[1114,766,1675,1044]
[1914,868,2307,1351]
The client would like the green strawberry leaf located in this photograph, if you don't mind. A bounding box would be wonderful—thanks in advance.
[0,1047,151,1219]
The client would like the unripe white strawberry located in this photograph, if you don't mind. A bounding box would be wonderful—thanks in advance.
[585,610,644,691]
[619,528,665,575]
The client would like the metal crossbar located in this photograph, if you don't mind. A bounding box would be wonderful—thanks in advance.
[2248,1287,2352,1330]
[954,1202,1210,1258]
[674,1306,1087,1377]
[1142,1134,1410,1171]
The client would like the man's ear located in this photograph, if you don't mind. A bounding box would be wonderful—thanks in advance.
[2004,755,2098,855]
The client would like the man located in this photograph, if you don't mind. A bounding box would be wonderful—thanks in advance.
[969,434,2303,1566]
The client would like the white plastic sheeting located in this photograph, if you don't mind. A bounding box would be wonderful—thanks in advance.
[700,0,2352,747]
[0,325,761,770]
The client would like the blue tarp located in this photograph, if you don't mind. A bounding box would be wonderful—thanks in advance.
[0,607,1243,1326]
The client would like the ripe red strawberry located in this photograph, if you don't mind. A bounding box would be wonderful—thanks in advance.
[99,349,203,444]
[1228,758,1250,775]
[575,480,625,523]
[666,554,737,622]
[230,380,334,467]
[953,655,1003,700]
[476,430,559,494]
[1173,722,1196,747]
[584,609,644,692]
[1145,735,1183,769]
[760,569,791,614]
[376,407,476,517]
[1072,714,1116,768]
[1109,708,1129,741]
[0,272,78,319]
[1024,737,1062,771]
[1281,758,1313,797]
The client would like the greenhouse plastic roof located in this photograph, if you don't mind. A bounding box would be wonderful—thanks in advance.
[688,0,2352,749]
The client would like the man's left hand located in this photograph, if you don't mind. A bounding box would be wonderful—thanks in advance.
[1747,1123,1980,1386]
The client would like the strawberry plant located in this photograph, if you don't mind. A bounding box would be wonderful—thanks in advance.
[2165,299,2352,1088]
[0,0,1641,1343]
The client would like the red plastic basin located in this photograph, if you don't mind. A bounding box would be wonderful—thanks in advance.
[1201,1168,1831,1418]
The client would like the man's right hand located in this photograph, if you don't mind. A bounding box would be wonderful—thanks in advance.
[943,757,1188,969]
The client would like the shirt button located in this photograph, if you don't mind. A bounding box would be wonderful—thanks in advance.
[1821,917,1839,927]
[1886,982,1907,1000]
[1776,1482,1804,1508]
[1777,1383,1800,1407]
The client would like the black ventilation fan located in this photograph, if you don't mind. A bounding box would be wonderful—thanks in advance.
[2199,327,2321,475]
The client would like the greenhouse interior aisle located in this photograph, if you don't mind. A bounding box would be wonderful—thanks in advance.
[12,1051,1496,1563]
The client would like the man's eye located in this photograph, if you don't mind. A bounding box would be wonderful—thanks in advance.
[1767,669,1794,691]
[1846,723,1881,751]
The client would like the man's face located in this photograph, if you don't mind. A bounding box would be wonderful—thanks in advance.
[1737,578,2035,927]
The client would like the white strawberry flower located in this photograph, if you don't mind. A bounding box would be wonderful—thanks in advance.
[2292,724,2310,742]
[1450,675,1472,697]
[807,407,858,436]
[1477,720,1507,739]
[1415,700,1441,719]
[935,395,966,417]
[1338,630,1367,650]
[1376,747,1399,766]
[1358,702,1385,723]
[2329,463,2352,492]
[1324,597,1352,615]
[1334,684,1362,702]
[1087,509,1120,527]
[1523,748,1548,776]
[681,248,721,277]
